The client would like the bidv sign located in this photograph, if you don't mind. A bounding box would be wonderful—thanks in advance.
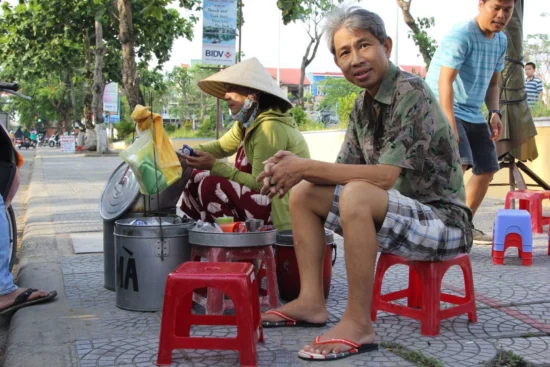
[205,50,233,59]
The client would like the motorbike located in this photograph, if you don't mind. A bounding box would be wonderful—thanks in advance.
[48,133,60,148]
[37,133,47,147]
[17,137,34,150]
[0,81,30,272]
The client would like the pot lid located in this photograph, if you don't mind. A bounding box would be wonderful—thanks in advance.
[99,162,140,220]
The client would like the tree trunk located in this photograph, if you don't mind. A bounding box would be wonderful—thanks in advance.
[117,0,143,112]
[92,19,109,154]
[298,29,323,108]
[396,0,433,66]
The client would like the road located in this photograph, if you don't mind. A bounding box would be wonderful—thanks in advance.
[0,148,35,365]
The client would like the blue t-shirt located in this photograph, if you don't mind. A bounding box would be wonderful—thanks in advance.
[426,19,507,123]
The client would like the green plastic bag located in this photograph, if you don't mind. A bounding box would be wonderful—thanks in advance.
[119,130,168,195]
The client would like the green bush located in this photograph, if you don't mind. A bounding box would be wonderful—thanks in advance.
[337,92,358,127]
[530,101,550,118]
[115,119,136,140]
[197,117,216,137]
[164,124,177,134]
[290,106,308,126]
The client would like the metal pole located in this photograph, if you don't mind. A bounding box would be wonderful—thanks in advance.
[238,0,242,62]
[216,98,221,139]
[277,11,280,86]
[395,3,399,67]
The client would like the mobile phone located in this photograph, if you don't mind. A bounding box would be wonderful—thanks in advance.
[182,144,198,157]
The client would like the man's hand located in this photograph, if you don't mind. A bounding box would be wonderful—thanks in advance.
[182,150,216,170]
[257,151,305,199]
[489,113,503,141]
[452,125,460,144]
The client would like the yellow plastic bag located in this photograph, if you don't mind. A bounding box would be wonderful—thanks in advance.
[120,105,183,194]
[119,130,168,195]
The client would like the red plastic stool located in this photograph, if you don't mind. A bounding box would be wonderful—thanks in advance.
[157,262,264,367]
[190,245,279,315]
[492,233,533,266]
[371,253,477,336]
[505,190,550,233]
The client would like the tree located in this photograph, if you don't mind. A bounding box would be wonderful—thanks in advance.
[396,0,437,67]
[317,77,362,111]
[277,0,345,108]
[524,33,550,102]
[117,0,201,112]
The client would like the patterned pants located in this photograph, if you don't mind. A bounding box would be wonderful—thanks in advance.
[180,170,272,224]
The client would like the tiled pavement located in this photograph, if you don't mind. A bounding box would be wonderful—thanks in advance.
[7,148,550,367]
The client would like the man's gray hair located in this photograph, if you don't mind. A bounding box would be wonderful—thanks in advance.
[323,5,388,55]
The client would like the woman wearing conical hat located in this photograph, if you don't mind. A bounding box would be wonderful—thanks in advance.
[179,57,310,231]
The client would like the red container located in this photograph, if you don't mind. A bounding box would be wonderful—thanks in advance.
[275,230,336,302]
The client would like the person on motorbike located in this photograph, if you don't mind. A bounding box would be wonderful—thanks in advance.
[14,126,23,141]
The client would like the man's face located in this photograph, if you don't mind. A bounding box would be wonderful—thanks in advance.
[477,0,514,34]
[333,28,392,96]
[525,65,535,78]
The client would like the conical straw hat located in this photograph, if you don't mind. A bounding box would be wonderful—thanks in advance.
[198,57,292,109]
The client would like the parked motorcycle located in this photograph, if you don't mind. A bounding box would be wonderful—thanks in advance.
[37,133,47,147]
[48,133,60,148]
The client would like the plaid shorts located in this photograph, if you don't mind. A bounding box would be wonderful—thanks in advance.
[325,186,471,261]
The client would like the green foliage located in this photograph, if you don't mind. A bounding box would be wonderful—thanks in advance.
[290,106,308,125]
[483,349,534,367]
[381,342,443,367]
[407,17,437,68]
[115,118,136,140]
[276,0,344,25]
[164,123,177,134]
[197,117,216,137]
[297,120,325,131]
[530,101,550,117]
[336,92,357,127]
[318,77,362,111]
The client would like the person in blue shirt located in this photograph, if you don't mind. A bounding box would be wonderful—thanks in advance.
[426,0,514,242]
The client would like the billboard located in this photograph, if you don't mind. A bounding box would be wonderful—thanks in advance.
[202,0,237,66]
[103,83,120,123]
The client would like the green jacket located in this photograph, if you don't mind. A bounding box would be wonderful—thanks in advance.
[196,108,310,231]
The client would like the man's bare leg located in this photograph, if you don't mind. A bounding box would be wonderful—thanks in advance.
[303,181,389,355]
[465,172,494,215]
[261,181,335,324]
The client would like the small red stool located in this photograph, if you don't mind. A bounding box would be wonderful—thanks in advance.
[492,234,533,266]
[157,262,264,367]
[505,190,550,233]
[371,253,477,336]
[190,245,279,315]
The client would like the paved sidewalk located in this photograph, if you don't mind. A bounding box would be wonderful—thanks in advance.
[4,148,550,367]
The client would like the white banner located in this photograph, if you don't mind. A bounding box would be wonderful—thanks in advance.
[103,83,119,115]
[202,0,237,66]
[60,135,75,153]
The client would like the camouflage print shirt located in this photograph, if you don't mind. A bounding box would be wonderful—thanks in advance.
[336,62,473,231]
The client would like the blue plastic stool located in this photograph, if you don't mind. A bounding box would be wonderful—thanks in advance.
[492,209,532,266]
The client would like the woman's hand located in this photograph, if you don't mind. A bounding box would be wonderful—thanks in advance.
[182,150,216,171]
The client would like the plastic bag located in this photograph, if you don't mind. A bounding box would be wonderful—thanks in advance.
[120,105,183,195]
[131,105,182,188]
[120,130,168,195]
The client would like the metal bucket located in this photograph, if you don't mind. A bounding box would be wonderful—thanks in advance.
[103,213,144,291]
[114,217,194,311]
[100,162,187,291]
[188,229,277,247]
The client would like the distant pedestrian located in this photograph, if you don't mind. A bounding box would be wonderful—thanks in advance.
[525,62,544,108]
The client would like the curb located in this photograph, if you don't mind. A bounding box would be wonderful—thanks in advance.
[3,153,80,367]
